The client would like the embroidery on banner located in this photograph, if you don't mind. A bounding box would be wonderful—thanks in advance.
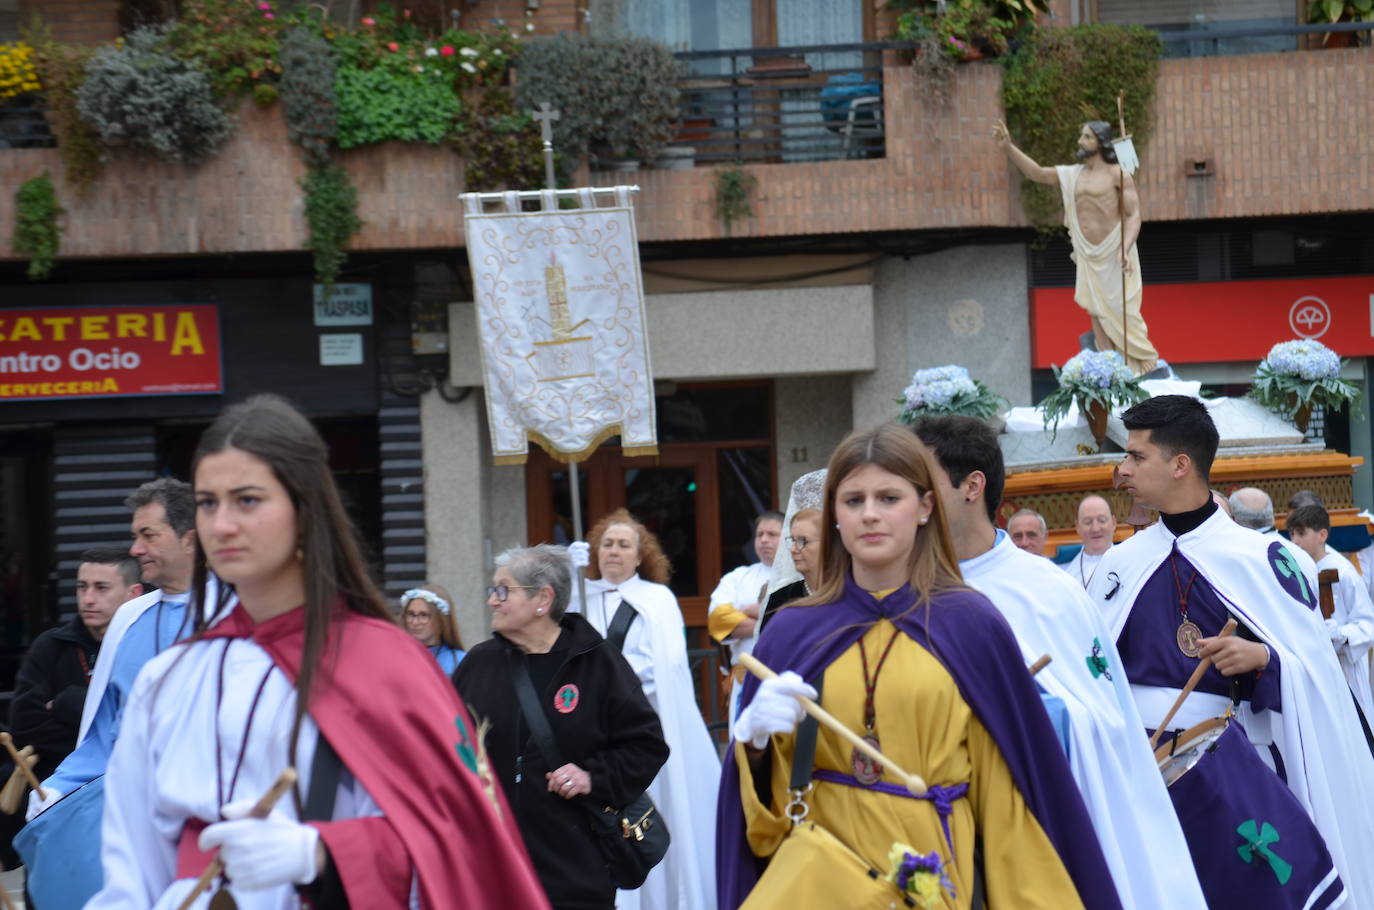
[454,715,479,773]
[554,683,580,714]
[1267,542,1316,609]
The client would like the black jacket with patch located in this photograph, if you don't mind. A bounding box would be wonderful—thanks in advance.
[453,612,668,910]
[9,616,99,779]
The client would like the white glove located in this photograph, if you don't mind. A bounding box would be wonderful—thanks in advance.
[199,800,321,891]
[1325,617,1347,645]
[25,782,63,822]
[733,671,816,749]
[568,541,591,569]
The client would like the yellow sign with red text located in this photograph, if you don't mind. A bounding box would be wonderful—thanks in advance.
[0,305,222,400]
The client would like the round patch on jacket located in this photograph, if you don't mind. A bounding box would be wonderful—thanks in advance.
[553,684,580,714]
[1268,541,1316,609]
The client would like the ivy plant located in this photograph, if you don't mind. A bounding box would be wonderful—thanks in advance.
[1001,23,1162,230]
[302,163,361,290]
[714,168,757,235]
[21,22,103,194]
[452,88,556,192]
[12,172,63,280]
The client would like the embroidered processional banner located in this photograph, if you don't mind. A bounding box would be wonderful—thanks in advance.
[461,187,657,465]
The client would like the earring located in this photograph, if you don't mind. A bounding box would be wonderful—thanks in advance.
[295,547,303,562]
[919,517,929,525]
[835,523,840,530]
[535,608,544,614]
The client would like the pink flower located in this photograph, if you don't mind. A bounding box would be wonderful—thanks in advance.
[361,17,375,26]
[387,41,399,52]
[403,8,412,18]
[258,2,270,8]
[263,11,274,18]
[440,45,455,56]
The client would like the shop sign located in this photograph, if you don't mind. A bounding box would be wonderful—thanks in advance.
[1032,275,1374,368]
[319,333,364,366]
[313,284,373,326]
[0,304,222,401]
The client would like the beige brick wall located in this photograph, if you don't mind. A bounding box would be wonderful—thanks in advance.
[1,47,1370,260]
[18,0,119,44]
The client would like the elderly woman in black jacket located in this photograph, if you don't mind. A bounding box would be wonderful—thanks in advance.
[454,544,668,910]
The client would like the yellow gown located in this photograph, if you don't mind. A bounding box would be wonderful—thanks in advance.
[736,618,1086,909]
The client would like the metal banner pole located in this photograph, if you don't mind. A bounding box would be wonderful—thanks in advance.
[533,100,590,607]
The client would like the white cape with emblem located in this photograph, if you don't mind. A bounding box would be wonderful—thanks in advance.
[962,532,1205,909]
[572,573,719,910]
[461,187,657,464]
[78,576,234,744]
[1088,512,1374,908]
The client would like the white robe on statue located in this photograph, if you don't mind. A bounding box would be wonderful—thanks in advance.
[572,575,719,910]
[1317,547,1374,725]
[1056,163,1157,374]
[88,636,405,910]
[962,532,1206,910]
[1088,510,1374,909]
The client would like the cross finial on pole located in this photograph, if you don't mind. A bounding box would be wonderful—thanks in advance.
[532,102,561,190]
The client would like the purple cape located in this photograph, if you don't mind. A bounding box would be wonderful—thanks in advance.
[714,578,1123,909]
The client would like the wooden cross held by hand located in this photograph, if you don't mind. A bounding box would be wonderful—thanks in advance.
[0,732,44,801]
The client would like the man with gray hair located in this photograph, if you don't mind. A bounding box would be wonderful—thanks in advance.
[1229,486,1319,582]
[1007,507,1049,556]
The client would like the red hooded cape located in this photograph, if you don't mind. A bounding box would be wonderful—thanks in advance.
[201,604,550,909]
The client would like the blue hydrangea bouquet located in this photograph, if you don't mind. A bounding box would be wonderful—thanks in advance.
[1039,349,1147,441]
[895,364,1005,425]
[1249,339,1360,433]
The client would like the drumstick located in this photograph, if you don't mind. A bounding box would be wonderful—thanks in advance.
[1148,619,1238,749]
[175,768,298,910]
[0,733,45,800]
[1028,654,1052,676]
[737,653,928,796]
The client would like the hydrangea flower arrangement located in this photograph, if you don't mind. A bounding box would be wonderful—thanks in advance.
[1039,349,1147,434]
[896,365,1005,424]
[885,843,954,908]
[1249,339,1360,428]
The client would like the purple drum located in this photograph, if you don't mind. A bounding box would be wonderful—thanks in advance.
[1160,719,1344,908]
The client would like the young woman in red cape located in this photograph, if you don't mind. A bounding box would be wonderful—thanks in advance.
[88,394,549,910]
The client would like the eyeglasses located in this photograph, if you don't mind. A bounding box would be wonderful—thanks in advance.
[402,610,434,622]
[786,536,812,550]
[486,584,540,602]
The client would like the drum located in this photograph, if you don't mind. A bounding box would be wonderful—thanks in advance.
[1155,718,1344,909]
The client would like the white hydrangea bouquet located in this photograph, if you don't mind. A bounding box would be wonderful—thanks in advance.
[1249,339,1359,432]
[1039,349,1147,436]
[896,365,1005,424]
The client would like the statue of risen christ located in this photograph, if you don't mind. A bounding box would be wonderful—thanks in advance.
[994,119,1160,376]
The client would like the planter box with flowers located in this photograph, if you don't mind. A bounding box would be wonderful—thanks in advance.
[895,364,1006,426]
[1249,339,1361,435]
[1039,349,1147,446]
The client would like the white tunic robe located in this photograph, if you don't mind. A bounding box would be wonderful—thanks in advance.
[1317,547,1374,725]
[962,532,1206,910]
[88,637,399,910]
[1059,546,1108,590]
[1089,510,1374,908]
[572,575,719,910]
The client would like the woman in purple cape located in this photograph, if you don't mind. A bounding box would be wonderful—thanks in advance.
[715,423,1121,909]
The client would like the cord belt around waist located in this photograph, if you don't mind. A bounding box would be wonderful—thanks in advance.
[811,769,969,857]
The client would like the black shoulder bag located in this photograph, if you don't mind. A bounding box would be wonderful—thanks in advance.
[509,613,669,890]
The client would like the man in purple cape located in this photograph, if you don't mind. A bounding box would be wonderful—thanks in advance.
[715,577,1122,909]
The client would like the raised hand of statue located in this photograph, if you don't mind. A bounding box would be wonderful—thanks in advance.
[992,120,1011,149]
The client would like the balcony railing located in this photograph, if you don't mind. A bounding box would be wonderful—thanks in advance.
[666,41,909,167]
[1151,18,1372,58]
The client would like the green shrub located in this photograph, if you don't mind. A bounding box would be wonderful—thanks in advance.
[1002,24,1162,229]
[452,87,554,192]
[20,22,103,194]
[280,27,337,166]
[76,25,233,165]
[515,34,681,163]
[12,172,63,280]
[335,59,461,148]
[167,0,285,99]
